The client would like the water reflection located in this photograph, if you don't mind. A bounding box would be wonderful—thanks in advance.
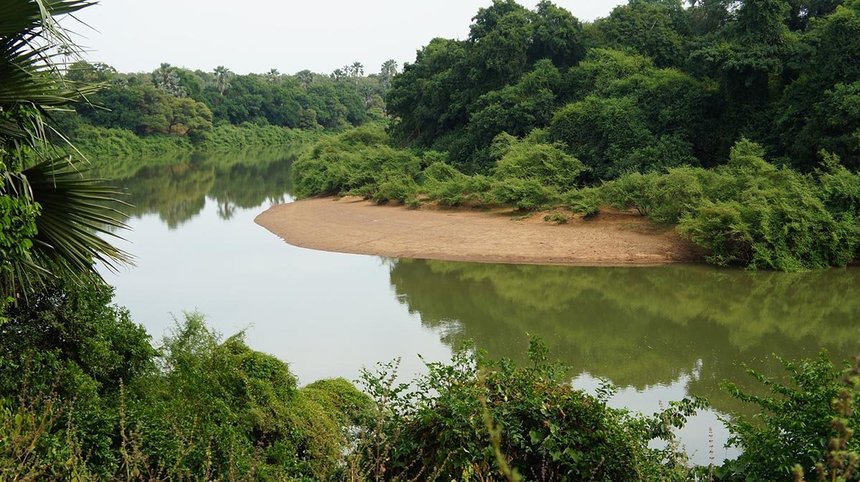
[388,259,860,415]
[98,148,296,228]
[101,150,860,464]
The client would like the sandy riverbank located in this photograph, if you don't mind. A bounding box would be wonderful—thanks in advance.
[255,197,701,266]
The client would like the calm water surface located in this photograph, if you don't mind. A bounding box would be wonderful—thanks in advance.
[98,151,860,466]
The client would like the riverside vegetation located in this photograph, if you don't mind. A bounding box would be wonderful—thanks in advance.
[292,0,860,271]
[1,0,859,481]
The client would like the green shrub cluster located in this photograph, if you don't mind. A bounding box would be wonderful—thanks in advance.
[354,340,702,481]
[292,126,588,211]
[293,127,859,270]
[0,276,370,481]
[715,355,860,482]
[74,124,313,164]
[590,141,860,270]
[1,279,859,480]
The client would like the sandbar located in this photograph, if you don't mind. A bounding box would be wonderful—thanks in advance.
[255,197,701,266]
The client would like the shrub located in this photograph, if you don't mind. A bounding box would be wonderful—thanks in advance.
[678,142,860,270]
[354,340,700,481]
[423,162,493,206]
[490,177,560,210]
[565,187,602,217]
[0,280,372,481]
[292,125,423,200]
[491,133,587,191]
[716,354,860,482]
[544,211,569,224]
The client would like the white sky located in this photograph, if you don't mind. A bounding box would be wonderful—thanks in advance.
[70,0,626,75]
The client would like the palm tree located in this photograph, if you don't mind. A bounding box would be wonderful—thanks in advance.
[213,65,232,96]
[0,0,131,298]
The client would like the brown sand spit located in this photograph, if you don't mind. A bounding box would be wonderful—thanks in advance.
[255,197,701,266]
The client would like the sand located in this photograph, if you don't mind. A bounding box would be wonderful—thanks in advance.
[255,197,701,266]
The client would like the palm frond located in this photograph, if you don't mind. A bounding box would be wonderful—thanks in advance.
[23,156,133,273]
[0,0,127,300]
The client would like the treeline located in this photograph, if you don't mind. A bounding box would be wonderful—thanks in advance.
[2,275,858,481]
[293,0,860,270]
[59,59,396,146]
[386,0,859,174]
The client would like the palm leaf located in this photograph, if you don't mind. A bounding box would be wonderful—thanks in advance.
[4,157,132,292]
[26,156,132,269]
[0,0,131,299]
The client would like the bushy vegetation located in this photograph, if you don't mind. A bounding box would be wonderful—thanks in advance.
[292,125,585,210]
[292,126,860,270]
[353,341,703,481]
[716,355,860,482]
[73,123,317,164]
[64,59,392,135]
[0,276,371,481]
[2,280,858,481]
[386,0,860,174]
[287,0,860,271]
[593,141,860,270]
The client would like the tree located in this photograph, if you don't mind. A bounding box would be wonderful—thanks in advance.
[0,0,130,298]
[295,69,314,88]
[213,65,232,96]
[379,59,398,89]
[265,67,280,83]
[595,0,688,67]
[153,62,186,97]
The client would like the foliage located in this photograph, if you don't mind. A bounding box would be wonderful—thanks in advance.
[0,274,155,477]
[0,0,130,298]
[0,278,372,481]
[353,339,700,481]
[676,141,860,270]
[580,140,860,269]
[716,354,860,482]
[384,0,859,176]
[68,57,389,135]
[130,314,372,481]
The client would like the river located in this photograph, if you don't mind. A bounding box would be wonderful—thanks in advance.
[97,149,860,467]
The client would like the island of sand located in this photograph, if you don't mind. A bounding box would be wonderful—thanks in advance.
[255,197,701,266]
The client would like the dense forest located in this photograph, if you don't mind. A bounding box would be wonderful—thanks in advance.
[1,0,859,481]
[293,0,860,271]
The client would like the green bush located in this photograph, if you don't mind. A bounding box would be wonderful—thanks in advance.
[565,187,603,217]
[678,142,860,270]
[490,177,560,210]
[491,132,587,191]
[423,162,493,206]
[716,354,860,482]
[292,124,423,201]
[0,279,371,481]
[573,140,860,270]
[0,275,155,477]
[354,340,700,481]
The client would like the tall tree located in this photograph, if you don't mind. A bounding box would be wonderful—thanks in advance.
[213,65,232,96]
[379,59,398,89]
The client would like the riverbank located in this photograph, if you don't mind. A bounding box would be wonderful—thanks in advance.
[255,197,701,265]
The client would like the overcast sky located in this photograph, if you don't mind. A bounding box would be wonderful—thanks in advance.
[70,0,626,75]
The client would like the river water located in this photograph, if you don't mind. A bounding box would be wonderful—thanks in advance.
[97,150,860,466]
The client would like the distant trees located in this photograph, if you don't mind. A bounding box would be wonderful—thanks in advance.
[67,58,391,136]
[379,59,398,88]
